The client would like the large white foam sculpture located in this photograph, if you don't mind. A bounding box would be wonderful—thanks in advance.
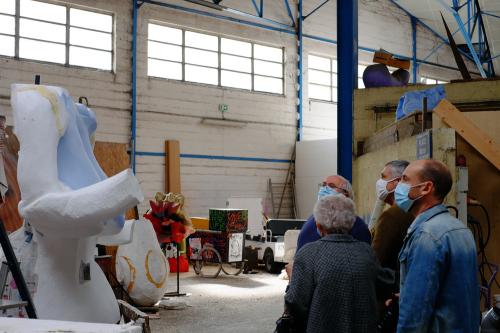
[11,84,144,323]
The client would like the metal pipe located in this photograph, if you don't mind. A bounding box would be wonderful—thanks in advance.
[284,0,295,27]
[337,0,357,182]
[296,0,303,141]
[411,16,418,83]
[131,0,138,173]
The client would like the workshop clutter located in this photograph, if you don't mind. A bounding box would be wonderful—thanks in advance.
[188,208,248,265]
[209,208,248,233]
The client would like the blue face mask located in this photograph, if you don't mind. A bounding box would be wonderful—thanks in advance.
[394,182,424,212]
[317,186,342,200]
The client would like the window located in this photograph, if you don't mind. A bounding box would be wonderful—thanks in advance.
[0,0,113,70]
[308,54,368,102]
[420,76,448,85]
[147,23,284,95]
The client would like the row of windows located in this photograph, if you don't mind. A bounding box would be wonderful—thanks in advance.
[0,1,448,97]
[147,24,284,94]
[0,0,113,70]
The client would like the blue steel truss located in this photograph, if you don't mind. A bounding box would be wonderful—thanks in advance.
[392,0,498,79]
[129,0,494,174]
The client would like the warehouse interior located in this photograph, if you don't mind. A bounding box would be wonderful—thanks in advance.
[0,0,499,332]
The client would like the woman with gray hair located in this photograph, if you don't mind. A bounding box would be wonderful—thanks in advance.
[284,195,394,333]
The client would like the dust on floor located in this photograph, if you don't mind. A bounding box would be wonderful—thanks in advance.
[150,269,288,333]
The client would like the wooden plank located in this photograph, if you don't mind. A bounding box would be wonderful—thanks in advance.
[373,51,411,70]
[165,140,181,194]
[434,99,500,170]
[361,113,427,155]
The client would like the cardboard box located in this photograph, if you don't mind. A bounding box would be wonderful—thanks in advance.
[209,208,248,233]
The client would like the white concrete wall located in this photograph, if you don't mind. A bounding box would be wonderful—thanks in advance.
[0,0,474,218]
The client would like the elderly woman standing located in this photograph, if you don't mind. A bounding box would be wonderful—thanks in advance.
[284,195,394,333]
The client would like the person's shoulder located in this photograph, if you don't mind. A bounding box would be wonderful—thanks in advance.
[421,212,467,239]
[295,239,321,260]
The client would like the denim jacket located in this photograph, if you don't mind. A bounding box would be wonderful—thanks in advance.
[397,204,479,333]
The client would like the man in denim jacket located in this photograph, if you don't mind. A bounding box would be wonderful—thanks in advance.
[394,160,479,332]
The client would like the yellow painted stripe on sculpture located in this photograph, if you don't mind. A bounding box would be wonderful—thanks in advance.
[145,250,168,289]
[18,86,64,136]
[120,256,137,294]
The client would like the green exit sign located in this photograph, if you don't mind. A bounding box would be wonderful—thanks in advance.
[219,104,229,113]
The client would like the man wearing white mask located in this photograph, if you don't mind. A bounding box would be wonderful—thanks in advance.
[296,175,371,252]
[371,160,413,273]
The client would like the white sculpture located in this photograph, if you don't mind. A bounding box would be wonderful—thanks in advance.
[115,220,169,306]
[10,84,144,323]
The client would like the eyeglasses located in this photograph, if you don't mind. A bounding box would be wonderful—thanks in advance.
[322,182,350,197]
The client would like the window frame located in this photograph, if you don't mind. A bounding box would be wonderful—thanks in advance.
[0,0,114,72]
[308,53,370,103]
[147,22,285,96]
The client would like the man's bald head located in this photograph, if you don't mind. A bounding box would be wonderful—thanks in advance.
[407,160,452,201]
[324,175,353,198]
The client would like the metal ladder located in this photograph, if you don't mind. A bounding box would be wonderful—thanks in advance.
[0,219,37,318]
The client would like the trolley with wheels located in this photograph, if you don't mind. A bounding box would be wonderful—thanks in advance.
[245,218,306,274]
[188,230,245,278]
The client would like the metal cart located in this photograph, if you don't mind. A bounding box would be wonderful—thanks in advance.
[188,231,245,278]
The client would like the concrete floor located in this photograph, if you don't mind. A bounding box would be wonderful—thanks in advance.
[150,268,288,333]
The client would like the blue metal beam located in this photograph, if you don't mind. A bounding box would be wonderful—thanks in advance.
[296,0,303,141]
[436,0,487,77]
[389,0,474,62]
[141,0,295,33]
[422,12,476,63]
[283,0,296,27]
[137,1,481,79]
[303,0,330,20]
[411,16,418,83]
[131,0,138,173]
[251,0,261,17]
[337,0,357,182]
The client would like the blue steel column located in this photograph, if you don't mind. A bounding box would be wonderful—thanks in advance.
[296,0,303,141]
[131,0,138,173]
[411,16,417,83]
[337,0,357,182]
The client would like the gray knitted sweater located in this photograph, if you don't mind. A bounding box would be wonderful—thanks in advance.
[285,233,394,333]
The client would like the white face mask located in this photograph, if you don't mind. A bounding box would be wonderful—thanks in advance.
[375,177,399,201]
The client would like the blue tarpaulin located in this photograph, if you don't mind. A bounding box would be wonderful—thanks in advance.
[396,85,446,120]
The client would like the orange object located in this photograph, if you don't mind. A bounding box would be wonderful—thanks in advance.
[191,217,209,230]
[373,51,410,70]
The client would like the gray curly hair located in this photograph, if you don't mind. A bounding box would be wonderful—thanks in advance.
[313,195,356,234]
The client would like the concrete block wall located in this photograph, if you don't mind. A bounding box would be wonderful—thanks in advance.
[0,0,474,218]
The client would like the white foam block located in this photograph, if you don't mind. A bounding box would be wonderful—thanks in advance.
[0,318,142,333]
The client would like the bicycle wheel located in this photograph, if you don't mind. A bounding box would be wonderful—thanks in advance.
[194,246,222,278]
[221,261,244,276]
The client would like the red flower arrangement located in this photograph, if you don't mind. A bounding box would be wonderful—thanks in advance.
[144,192,193,244]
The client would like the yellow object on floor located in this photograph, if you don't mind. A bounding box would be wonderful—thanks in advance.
[191,217,209,230]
